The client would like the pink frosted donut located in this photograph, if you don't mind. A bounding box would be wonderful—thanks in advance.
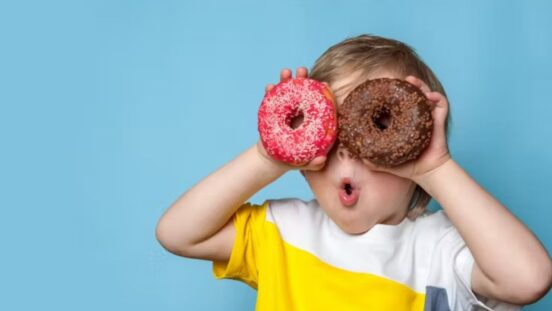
[258,78,337,165]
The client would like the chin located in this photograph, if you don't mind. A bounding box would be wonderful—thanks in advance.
[342,224,372,235]
[336,218,373,235]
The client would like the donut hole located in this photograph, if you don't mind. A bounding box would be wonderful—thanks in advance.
[287,108,305,130]
[372,107,392,131]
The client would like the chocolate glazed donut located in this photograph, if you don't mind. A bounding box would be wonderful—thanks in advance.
[337,78,433,167]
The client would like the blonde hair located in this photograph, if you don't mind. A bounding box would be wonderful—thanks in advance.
[310,34,452,220]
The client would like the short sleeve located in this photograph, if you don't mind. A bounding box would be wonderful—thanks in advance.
[211,201,268,289]
[435,227,522,311]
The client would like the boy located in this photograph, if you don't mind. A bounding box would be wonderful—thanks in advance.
[156,34,552,310]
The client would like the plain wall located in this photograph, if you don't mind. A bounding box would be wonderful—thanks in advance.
[0,0,550,310]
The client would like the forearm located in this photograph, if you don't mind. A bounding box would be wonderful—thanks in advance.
[157,143,288,248]
[415,159,551,287]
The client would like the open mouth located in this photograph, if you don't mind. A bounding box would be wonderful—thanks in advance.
[344,183,353,195]
[339,178,360,207]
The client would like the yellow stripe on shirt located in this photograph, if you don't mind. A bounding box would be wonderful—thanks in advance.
[214,202,426,310]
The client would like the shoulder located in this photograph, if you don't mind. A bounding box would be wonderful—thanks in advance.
[413,209,453,230]
[233,198,320,236]
[264,198,324,241]
[409,209,458,245]
[414,211,476,309]
[265,197,322,223]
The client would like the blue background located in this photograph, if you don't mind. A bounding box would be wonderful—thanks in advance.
[1,0,550,310]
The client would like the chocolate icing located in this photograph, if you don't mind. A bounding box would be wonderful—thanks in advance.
[337,78,433,167]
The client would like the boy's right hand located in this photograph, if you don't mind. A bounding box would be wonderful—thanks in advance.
[157,66,327,263]
[256,140,327,172]
[257,66,329,172]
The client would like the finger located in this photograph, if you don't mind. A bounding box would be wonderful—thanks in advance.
[265,83,275,93]
[405,75,431,94]
[361,158,392,174]
[361,158,379,170]
[310,155,326,166]
[306,156,327,170]
[426,92,448,117]
[426,92,447,107]
[296,66,308,78]
[309,162,326,171]
[425,92,449,129]
[424,93,438,110]
[405,75,427,90]
[280,68,292,82]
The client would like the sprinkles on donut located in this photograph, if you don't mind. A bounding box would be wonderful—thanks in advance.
[338,78,433,167]
[258,78,337,165]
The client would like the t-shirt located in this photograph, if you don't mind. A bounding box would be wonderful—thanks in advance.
[212,198,521,310]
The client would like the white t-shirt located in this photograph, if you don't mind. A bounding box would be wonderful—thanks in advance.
[213,198,522,310]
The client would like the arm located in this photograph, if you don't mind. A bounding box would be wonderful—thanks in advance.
[414,159,552,305]
[363,75,552,305]
[156,143,288,260]
[156,67,326,261]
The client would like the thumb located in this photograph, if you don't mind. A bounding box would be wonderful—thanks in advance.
[361,158,392,173]
[304,156,327,171]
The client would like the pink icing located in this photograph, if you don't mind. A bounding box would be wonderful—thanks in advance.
[258,78,337,165]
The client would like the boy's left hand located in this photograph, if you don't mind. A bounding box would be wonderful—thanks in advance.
[361,75,451,183]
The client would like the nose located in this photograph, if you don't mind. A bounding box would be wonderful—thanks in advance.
[337,146,354,161]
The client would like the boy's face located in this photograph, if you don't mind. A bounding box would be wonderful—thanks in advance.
[303,69,416,235]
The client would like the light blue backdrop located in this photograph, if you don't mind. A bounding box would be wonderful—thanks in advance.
[0,0,550,310]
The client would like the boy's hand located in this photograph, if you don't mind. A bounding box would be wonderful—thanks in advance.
[361,75,451,183]
[256,140,327,172]
[257,66,329,172]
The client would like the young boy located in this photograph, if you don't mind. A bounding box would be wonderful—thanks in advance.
[156,35,551,310]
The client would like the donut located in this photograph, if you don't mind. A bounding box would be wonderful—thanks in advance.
[337,78,433,167]
[258,78,337,165]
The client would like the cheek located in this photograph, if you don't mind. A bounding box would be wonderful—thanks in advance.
[368,172,414,197]
[304,170,329,191]
[304,170,338,206]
